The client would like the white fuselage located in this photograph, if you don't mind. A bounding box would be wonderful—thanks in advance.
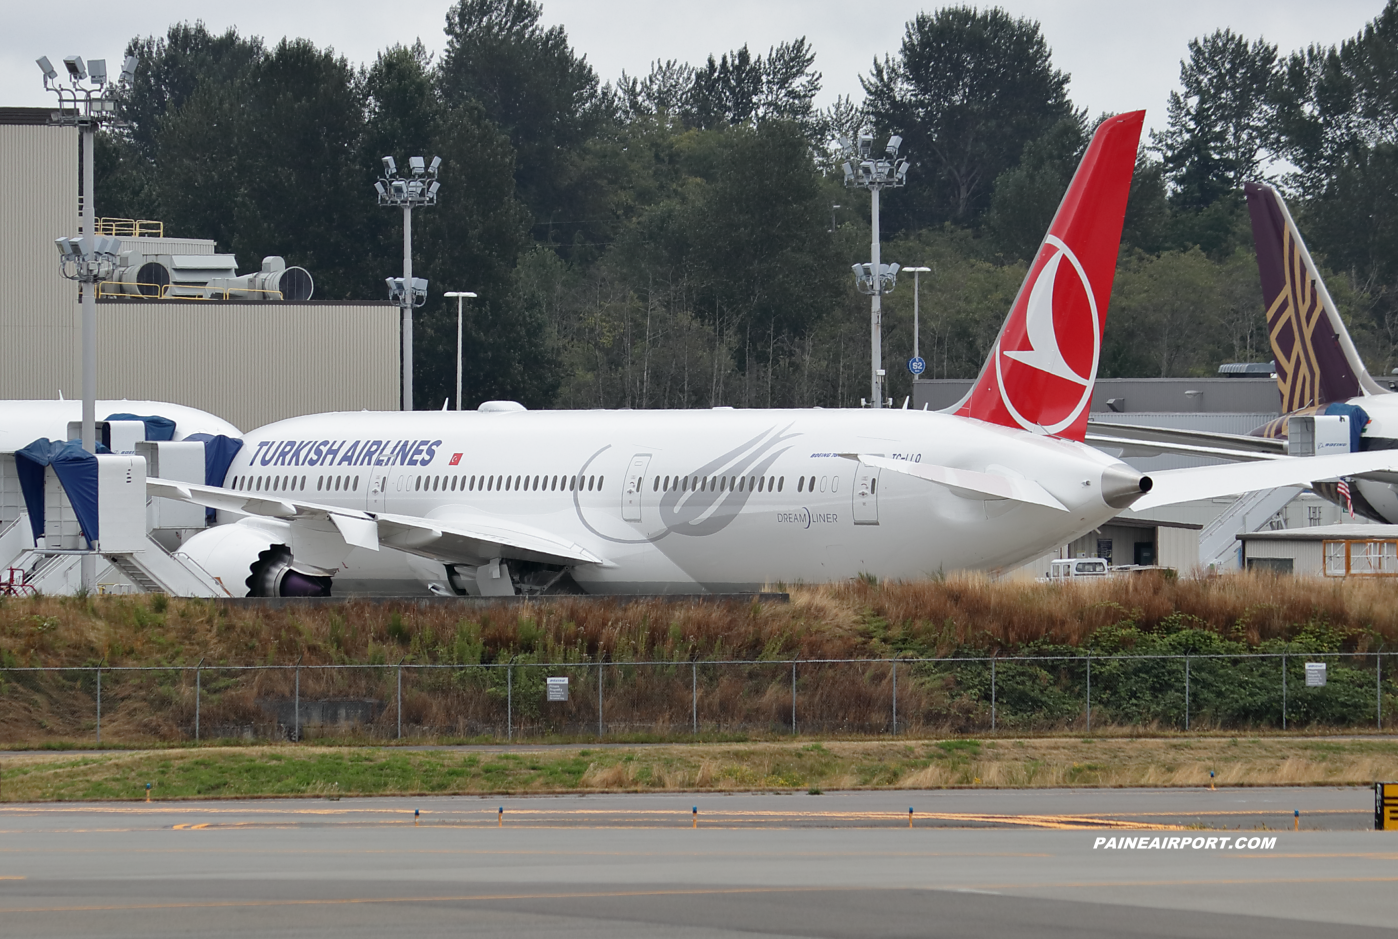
[0,399,241,452]
[218,407,1134,595]
[1326,394,1398,521]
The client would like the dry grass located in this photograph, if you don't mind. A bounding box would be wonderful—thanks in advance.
[3,571,1398,671]
[2,735,1394,802]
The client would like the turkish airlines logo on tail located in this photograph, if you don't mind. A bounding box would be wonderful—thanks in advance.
[994,235,1099,435]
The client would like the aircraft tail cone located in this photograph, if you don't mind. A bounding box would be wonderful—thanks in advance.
[1101,465,1152,509]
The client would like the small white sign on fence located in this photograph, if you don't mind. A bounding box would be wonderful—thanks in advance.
[1305,662,1327,687]
[546,676,569,701]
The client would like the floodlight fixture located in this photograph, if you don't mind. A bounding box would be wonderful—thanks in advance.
[88,59,107,85]
[427,180,440,199]
[382,155,397,175]
[374,180,388,198]
[842,161,854,184]
[409,156,426,176]
[858,133,873,157]
[391,179,407,197]
[55,237,76,257]
[886,135,902,157]
[120,55,137,84]
[36,56,57,80]
[428,156,441,175]
[64,56,86,80]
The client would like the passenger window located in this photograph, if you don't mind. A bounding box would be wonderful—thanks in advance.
[653,476,660,492]
[598,476,604,491]
[588,475,595,491]
[534,475,541,490]
[797,477,804,492]
[809,476,816,492]
[832,476,839,493]
[414,476,420,491]
[469,476,475,491]
[819,477,827,493]
[757,477,764,492]
[353,476,359,492]
[778,477,784,492]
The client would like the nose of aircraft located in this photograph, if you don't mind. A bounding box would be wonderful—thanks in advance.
[1100,463,1152,509]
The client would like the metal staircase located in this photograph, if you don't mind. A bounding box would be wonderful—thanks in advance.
[1197,487,1302,571]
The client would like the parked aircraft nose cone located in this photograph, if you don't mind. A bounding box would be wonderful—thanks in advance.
[1101,464,1152,509]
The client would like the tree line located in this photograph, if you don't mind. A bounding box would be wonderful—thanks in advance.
[94,0,1398,410]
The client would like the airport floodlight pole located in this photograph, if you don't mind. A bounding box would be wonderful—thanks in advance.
[443,291,476,410]
[40,52,133,592]
[904,267,931,377]
[376,154,441,410]
[842,133,910,407]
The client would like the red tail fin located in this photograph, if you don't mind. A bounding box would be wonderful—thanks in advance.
[954,110,1143,440]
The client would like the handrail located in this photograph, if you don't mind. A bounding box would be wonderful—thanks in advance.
[95,280,284,301]
[94,217,164,237]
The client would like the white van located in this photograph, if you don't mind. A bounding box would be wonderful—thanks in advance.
[1045,558,1110,580]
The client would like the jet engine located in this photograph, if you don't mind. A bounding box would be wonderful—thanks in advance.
[178,519,334,597]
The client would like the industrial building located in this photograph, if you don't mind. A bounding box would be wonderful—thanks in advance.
[1240,525,1398,576]
[0,107,399,431]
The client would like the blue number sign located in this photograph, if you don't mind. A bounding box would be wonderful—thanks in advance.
[908,356,926,376]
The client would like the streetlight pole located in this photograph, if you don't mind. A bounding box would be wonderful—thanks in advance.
[40,53,132,592]
[843,134,910,408]
[444,291,476,411]
[376,155,441,411]
[904,266,931,382]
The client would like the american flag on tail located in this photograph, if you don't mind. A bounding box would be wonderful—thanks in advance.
[1338,478,1354,518]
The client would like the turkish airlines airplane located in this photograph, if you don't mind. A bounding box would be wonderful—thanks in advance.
[153,113,1398,597]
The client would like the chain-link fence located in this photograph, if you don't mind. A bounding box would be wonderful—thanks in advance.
[1,652,1393,745]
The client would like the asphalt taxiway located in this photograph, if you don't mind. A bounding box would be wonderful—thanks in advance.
[0,788,1392,938]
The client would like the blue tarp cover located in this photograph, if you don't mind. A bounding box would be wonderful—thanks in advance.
[1324,402,1371,453]
[104,412,176,442]
[15,438,102,546]
[184,434,244,522]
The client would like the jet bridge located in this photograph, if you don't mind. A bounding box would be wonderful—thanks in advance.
[2,431,241,596]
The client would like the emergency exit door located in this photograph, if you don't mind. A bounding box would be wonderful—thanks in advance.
[853,463,880,525]
[622,454,651,522]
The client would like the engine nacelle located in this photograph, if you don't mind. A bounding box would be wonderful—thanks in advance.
[178,519,333,597]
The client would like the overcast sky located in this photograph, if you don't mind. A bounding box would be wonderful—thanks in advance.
[3,0,1385,133]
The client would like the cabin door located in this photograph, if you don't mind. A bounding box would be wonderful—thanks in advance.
[622,454,652,522]
[852,463,881,525]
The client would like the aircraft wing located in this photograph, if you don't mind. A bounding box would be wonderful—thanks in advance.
[1133,451,1398,510]
[146,478,605,567]
[1085,421,1283,461]
[851,455,1068,511]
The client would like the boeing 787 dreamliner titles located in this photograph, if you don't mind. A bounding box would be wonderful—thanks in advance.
[152,111,1398,596]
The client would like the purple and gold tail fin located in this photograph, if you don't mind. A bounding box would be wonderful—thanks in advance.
[1245,182,1386,410]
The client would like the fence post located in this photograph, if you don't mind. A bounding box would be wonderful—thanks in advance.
[1184,655,1190,732]
[691,661,697,735]
[293,658,300,743]
[891,661,897,735]
[506,666,512,742]
[1282,652,1287,731]
[791,661,797,735]
[597,661,604,737]
[991,658,996,732]
[195,659,203,742]
[95,666,101,746]
[396,663,403,740]
[1379,653,1384,731]
[1085,656,1091,733]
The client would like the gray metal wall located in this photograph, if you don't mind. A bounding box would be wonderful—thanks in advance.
[94,301,399,430]
[0,116,79,399]
[0,115,399,432]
